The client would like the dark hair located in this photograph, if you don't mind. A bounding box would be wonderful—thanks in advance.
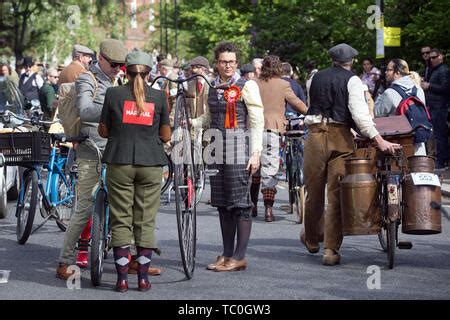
[157,53,166,63]
[362,57,374,65]
[213,42,240,62]
[127,64,151,114]
[0,63,12,75]
[281,62,292,76]
[430,48,443,55]
[259,55,283,81]
[389,59,410,76]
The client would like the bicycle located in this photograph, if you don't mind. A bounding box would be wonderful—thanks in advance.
[151,73,219,279]
[75,136,111,287]
[355,118,437,269]
[284,115,306,224]
[0,110,78,244]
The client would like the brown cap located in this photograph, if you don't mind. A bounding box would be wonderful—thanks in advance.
[189,56,210,69]
[99,39,128,63]
[160,59,174,68]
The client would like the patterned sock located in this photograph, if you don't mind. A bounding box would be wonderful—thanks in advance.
[113,246,130,282]
[136,247,152,282]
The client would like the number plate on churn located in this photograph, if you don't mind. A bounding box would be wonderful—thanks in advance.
[410,172,441,187]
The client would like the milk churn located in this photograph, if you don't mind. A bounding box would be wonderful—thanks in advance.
[340,158,381,235]
[402,156,442,234]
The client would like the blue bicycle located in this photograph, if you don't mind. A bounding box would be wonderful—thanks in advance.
[0,110,78,244]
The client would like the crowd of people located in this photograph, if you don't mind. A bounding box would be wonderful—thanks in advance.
[0,38,449,292]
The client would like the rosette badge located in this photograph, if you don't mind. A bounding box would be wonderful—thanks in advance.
[224,85,241,129]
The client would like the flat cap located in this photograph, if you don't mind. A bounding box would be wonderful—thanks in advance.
[328,43,358,62]
[100,39,128,63]
[125,51,152,68]
[189,56,210,69]
[240,63,255,75]
[160,59,174,68]
[73,44,94,56]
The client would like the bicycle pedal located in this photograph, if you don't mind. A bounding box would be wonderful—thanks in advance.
[398,241,413,249]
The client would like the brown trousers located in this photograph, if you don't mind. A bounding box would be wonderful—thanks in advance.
[303,123,355,251]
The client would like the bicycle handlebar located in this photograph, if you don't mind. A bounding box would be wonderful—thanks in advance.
[0,110,60,127]
[150,74,228,90]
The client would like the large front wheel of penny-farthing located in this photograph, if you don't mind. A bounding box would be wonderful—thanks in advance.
[173,95,197,279]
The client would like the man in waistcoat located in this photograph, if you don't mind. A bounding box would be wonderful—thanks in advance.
[302,43,401,266]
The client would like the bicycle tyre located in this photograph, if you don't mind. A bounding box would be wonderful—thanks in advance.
[16,170,38,244]
[54,172,78,232]
[173,95,197,279]
[294,186,306,224]
[91,189,106,286]
[161,153,173,195]
[286,146,295,215]
[387,221,396,269]
[378,177,388,252]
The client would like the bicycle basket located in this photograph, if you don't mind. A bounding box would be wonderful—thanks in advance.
[0,132,51,166]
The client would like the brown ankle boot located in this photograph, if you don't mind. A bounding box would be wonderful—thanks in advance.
[264,206,274,222]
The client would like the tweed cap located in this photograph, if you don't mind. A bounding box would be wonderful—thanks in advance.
[160,59,174,68]
[125,51,152,68]
[99,39,128,63]
[189,56,210,69]
[72,44,94,56]
[240,63,255,75]
[328,43,358,63]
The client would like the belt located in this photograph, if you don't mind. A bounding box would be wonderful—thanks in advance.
[308,122,347,128]
[265,129,281,135]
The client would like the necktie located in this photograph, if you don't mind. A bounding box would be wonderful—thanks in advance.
[197,80,203,93]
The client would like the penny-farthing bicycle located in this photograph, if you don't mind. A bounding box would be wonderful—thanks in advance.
[151,74,217,279]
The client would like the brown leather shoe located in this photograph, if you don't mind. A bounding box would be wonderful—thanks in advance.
[138,279,151,292]
[214,258,247,272]
[300,228,320,254]
[322,249,341,266]
[56,263,75,280]
[128,261,162,276]
[206,255,230,270]
[115,280,129,293]
[264,206,274,222]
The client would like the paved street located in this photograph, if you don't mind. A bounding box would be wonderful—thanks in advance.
[0,179,450,302]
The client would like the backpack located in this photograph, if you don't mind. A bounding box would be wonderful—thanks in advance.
[391,84,433,144]
[57,71,98,137]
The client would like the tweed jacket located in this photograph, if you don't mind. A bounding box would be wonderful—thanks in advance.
[256,77,308,133]
[58,61,86,85]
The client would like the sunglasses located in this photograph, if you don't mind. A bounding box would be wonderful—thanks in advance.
[102,54,125,68]
[49,75,59,78]
[430,55,439,59]
[421,51,430,55]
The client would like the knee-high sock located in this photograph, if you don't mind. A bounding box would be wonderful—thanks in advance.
[113,246,130,282]
[136,247,152,282]
[218,207,236,257]
[234,209,252,260]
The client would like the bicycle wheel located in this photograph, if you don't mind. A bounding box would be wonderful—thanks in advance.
[386,221,397,269]
[377,177,388,251]
[173,95,197,279]
[286,144,295,215]
[161,153,173,195]
[54,172,78,232]
[91,189,106,286]
[16,169,38,244]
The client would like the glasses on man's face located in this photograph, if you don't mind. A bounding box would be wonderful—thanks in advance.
[430,55,439,60]
[218,60,237,67]
[385,68,394,73]
[49,75,59,79]
[102,55,124,69]
[421,51,430,55]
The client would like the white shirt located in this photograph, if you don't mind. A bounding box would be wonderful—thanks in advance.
[305,75,379,139]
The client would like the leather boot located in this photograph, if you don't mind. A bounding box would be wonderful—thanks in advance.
[264,206,274,222]
[250,182,260,217]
